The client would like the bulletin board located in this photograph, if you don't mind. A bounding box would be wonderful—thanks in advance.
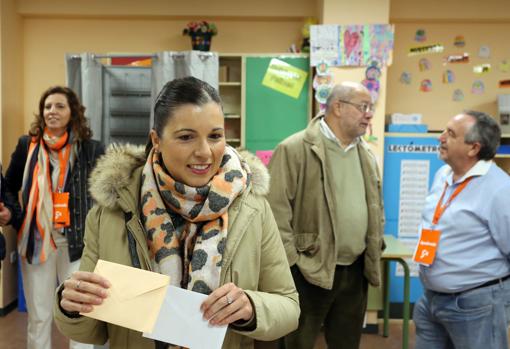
[244,56,310,152]
[387,23,510,131]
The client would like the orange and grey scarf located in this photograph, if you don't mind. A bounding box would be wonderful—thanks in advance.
[141,145,250,294]
[18,129,73,264]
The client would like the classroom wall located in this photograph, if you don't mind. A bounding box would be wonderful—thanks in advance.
[17,0,316,18]
[386,22,510,131]
[390,0,510,21]
[15,0,317,148]
[387,0,510,130]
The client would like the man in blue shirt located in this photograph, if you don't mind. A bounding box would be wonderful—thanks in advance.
[413,110,510,349]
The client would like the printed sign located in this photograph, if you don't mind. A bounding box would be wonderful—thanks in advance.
[262,58,308,99]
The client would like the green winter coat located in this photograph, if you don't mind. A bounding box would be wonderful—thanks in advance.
[54,144,299,349]
[267,116,385,290]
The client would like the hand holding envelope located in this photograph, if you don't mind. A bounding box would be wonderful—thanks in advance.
[83,259,170,333]
[74,260,229,348]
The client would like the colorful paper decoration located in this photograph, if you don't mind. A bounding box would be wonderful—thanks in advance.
[415,29,426,42]
[255,150,274,166]
[478,45,490,59]
[409,44,444,56]
[316,61,330,75]
[499,80,510,88]
[315,84,332,104]
[420,79,432,92]
[473,64,491,74]
[362,78,380,101]
[445,53,469,64]
[361,61,382,102]
[453,35,465,48]
[310,24,394,67]
[442,70,455,84]
[500,59,510,73]
[313,73,333,89]
[471,80,485,94]
[453,89,464,101]
[419,58,431,71]
[400,71,412,85]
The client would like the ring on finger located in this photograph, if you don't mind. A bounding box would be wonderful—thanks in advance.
[76,281,81,290]
[226,295,233,305]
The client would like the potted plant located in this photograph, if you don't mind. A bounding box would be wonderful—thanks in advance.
[183,21,218,51]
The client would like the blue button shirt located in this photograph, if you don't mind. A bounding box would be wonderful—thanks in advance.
[419,161,510,293]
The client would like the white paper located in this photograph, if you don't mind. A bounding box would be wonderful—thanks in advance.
[398,160,429,238]
[143,286,227,349]
[310,24,340,67]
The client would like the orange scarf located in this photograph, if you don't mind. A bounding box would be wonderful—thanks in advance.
[18,129,72,264]
[141,146,250,293]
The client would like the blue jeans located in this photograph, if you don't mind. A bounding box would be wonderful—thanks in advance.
[413,278,510,349]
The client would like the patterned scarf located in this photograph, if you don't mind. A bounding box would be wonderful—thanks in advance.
[141,145,250,294]
[18,128,73,264]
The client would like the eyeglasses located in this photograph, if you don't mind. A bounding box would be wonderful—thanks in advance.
[338,100,374,114]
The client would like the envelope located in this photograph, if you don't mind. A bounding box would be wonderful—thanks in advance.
[82,259,170,333]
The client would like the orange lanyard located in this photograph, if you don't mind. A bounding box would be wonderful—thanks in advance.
[56,144,71,192]
[432,177,473,225]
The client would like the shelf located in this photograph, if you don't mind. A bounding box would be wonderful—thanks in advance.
[219,82,241,87]
[226,138,241,143]
[495,154,510,158]
[225,114,241,119]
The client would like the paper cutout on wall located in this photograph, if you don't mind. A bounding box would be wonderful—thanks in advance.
[445,53,469,64]
[262,58,308,99]
[362,78,380,101]
[365,65,382,80]
[419,58,431,71]
[315,84,332,104]
[400,71,412,84]
[473,64,491,74]
[452,89,464,101]
[500,59,510,73]
[316,61,330,75]
[343,26,363,65]
[478,45,490,59]
[453,35,465,48]
[442,70,455,84]
[471,80,485,94]
[415,29,426,42]
[362,62,382,102]
[255,150,274,166]
[499,80,510,88]
[310,24,394,67]
[408,44,444,56]
[313,73,333,89]
[420,79,432,92]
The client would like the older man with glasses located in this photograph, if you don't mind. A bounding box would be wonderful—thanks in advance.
[267,81,384,349]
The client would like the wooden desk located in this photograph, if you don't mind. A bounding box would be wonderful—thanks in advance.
[382,235,413,349]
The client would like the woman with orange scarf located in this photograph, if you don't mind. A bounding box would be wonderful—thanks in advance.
[3,86,104,349]
[54,77,299,349]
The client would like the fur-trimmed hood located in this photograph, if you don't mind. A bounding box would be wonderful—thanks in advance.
[89,143,270,209]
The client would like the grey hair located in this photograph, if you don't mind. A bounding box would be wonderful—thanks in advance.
[463,110,501,160]
[325,82,368,113]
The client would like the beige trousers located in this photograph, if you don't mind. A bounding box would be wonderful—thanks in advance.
[21,232,93,349]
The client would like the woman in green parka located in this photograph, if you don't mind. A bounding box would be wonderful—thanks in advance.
[53,76,299,349]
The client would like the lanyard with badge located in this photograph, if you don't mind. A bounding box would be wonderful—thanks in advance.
[413,177,473,265]
[52,144,72,228]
